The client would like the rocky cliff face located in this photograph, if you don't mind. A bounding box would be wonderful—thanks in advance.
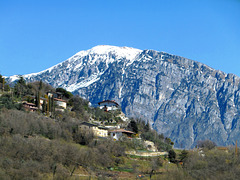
[8,45,240,148]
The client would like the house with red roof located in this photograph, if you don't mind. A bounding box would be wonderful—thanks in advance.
[109,129,135,140]
[98,100,119,111]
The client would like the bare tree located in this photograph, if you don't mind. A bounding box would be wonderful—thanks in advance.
[197,140,216,150]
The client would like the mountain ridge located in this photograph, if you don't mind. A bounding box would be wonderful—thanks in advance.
[7,45,240,148]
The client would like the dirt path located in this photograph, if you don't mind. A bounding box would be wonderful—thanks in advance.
[125,150,168,157]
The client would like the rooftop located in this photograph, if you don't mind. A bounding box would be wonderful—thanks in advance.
[109,129,134,134]
[98,100,119,106]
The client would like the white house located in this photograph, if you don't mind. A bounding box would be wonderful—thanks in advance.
[98,100,119,111]
[109,129,135,140]
[54,98,67,109]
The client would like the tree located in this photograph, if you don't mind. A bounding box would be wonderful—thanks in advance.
[168,149,176,163]
[197,140,216,150]
[4,84,10,92]
[0,74,5,91]
[35,91,40,108]
[179,149,188,162]
[159,133,164,140]
[51,95,55,114]
[42,100,47,113]
[0,74,4,83]
[47,95,55,116]
[14,76,28,98]
[165,137,172,144]
[39,80,43,90]
[18,76,26,85]
[56,87,73,99]
[150,157,163,179]
[73,129,94,145]
[0,94,22,110]
[127,120,138,133]
[70,96,89,121]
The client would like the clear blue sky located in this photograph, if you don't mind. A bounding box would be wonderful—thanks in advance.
[1,0,240,77]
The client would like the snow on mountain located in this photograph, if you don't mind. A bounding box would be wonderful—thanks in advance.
[86,45,141,60]
[67,45,142,65]
[8,45,142,92]
[66,72,103,92]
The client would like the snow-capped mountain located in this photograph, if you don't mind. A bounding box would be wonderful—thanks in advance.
[9,45,142,92]
[7,45,240,148]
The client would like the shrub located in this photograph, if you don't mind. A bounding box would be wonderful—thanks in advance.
[168,149,176,163]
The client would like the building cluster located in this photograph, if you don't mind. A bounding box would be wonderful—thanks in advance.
[23,97,158,150]
[79,100,135,140]
[22,92,67,112]
[23,97,135,140]
[79,121,135,140]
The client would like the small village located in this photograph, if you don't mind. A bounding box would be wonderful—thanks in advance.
[19,89,237,159]
[0,76,172,153]
[1,77,240,179]
[22,92,166,155]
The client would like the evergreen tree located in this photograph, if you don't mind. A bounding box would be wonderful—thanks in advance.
[168,149,176,163]
[179,150,188,162]
[37,91,40,108]
[47,95,55,116]
[35,91,41,108]
[18,76,26,85]
[49,96,52,113]
[0,74,3,83]
[14,76,27,98]
[4,84,10,92]
[39,80,43,90]
[56,87,73,99]
[42,100,47,113]
[127,120,138,133]
[35,93,38,107]
[0,74,5,91]
[51,95,55,115]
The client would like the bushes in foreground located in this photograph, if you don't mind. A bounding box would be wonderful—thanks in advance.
[0,109,128,179]
[0,135,126,179]
[183,148,240,180]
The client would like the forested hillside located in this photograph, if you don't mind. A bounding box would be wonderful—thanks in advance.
[0,76,176,179]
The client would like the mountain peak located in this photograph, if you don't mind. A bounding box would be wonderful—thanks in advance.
[89,45,141,53]
[74,45,142,61]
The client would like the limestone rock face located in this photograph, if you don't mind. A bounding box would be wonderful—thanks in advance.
[8,45,240,148]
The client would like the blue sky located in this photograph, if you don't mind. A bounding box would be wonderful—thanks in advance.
[1,0,240,77]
